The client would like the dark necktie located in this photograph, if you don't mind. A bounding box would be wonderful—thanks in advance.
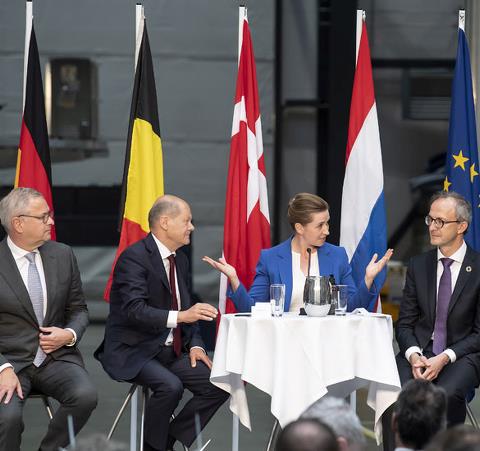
[433,258,454,355]
[167,254,182,356]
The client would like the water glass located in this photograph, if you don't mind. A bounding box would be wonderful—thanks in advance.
[270,284,285,317]
[332,284,348,316]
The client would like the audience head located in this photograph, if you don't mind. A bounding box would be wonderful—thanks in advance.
[276,418,339,451]
[425,425,480,451]
[0,187,54,250]
[302,397,365,451]
[393,379,447,450]
[148,194,194,251]
[65,433,127,450]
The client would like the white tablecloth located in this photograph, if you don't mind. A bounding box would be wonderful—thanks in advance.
[210,312,401,441]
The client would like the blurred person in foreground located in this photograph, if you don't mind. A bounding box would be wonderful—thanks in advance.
[302,397,365,451]
[392,379,447,451]
[0,187,97,451]
[276,418,339,451]
[425,425,480,451]
[96,195,228,451]
[204,192,392,313]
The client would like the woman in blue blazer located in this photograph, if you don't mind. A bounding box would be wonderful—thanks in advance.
[204,193,392,313]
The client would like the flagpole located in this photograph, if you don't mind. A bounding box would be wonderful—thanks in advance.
[135,3,145,71]
[23,0,33,110]
[459,9,465,31]
[230,3,244,446]
[129,9,144,451]
[355,10,363,67]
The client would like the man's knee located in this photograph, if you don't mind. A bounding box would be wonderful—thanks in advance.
[154,377,184,402]
[65,383,98,413]
[0,401,23,430]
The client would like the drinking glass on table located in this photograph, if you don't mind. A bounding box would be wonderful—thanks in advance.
[332,284,348,316]
[270,284,285,317]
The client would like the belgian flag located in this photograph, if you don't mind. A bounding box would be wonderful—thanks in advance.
[15,24,56,240]
[104,23,164,300]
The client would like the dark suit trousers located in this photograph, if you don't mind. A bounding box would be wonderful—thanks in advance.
[0,359,97,451]
[130,347,229,451]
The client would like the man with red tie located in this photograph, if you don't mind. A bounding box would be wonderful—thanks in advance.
[395,191,480,426]
[96,195,228,451]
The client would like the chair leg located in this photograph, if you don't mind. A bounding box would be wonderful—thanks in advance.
[466,402,479,430]
[41,396,54,420]
[139,386,149,451]
[107,384,138,440]
[266,419,281,451]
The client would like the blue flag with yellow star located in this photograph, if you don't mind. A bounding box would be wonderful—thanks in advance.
[445,26,480,251]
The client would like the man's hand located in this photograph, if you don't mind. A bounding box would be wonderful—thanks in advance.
[409,353,428,379]
[421,354,450,381]
[177,303,218,324]
[0,368,23,404]
[189,347,212,369]
[39,327,75,353]
[364,249,394,289]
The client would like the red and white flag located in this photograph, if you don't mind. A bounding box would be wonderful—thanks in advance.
[219,7,271,315]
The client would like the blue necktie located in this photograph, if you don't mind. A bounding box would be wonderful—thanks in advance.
[433,258,454,355]
[25,252,47,366]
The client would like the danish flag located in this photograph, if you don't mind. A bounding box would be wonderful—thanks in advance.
[219,8,271,315]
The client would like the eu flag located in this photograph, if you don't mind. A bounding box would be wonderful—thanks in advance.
[445,26,480,251]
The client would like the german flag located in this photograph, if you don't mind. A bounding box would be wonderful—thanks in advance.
[15,24,56,240]
[104,23,164,300]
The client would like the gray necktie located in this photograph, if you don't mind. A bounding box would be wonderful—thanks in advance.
[25,252,47,366]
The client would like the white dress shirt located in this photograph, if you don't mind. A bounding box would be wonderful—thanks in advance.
[0,237,77,373]
[151,234,204,353]
[290,251,320,313]
[405,241,467,363]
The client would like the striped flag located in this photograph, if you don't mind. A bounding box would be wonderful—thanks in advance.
[443,13,480,251]
[104,22,164,300]
[340,11,387,312]
[15,19,56,240]
[219,7,271,315]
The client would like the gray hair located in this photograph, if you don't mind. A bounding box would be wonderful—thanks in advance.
[64,433,127,450]
[430,191,472,225]
[148,195,182,229]
[0,187,44,232]
[302,397,365,447]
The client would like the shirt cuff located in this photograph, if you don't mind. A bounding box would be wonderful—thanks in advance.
[167,311,178,329]
[405,346,422,362]
[65,328,77,346]
[0,363,13,373]
[190,346,206,354]
[443,348,456,363]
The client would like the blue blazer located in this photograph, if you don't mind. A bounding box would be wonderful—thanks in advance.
[229,238,377,313]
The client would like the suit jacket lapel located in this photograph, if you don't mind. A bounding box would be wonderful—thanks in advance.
[0,238,38,324]
[426,250,437,323]
[277,239,293,308]
[448,247,476,314]
[145,234,170,291]
[40,244,57,324]
[317,245,332,277]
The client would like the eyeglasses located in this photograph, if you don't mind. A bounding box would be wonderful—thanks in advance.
[17,211,53,224]
[425,215,461,229]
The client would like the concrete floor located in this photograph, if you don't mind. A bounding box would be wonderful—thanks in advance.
[19,309,480,451]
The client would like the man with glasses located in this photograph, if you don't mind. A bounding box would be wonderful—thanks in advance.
[0,187,97,451]
[394,191,480,428]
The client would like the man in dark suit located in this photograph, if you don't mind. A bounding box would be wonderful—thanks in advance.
[0,187,97,451]
[395,191,480,425]
[96,195,228,451]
